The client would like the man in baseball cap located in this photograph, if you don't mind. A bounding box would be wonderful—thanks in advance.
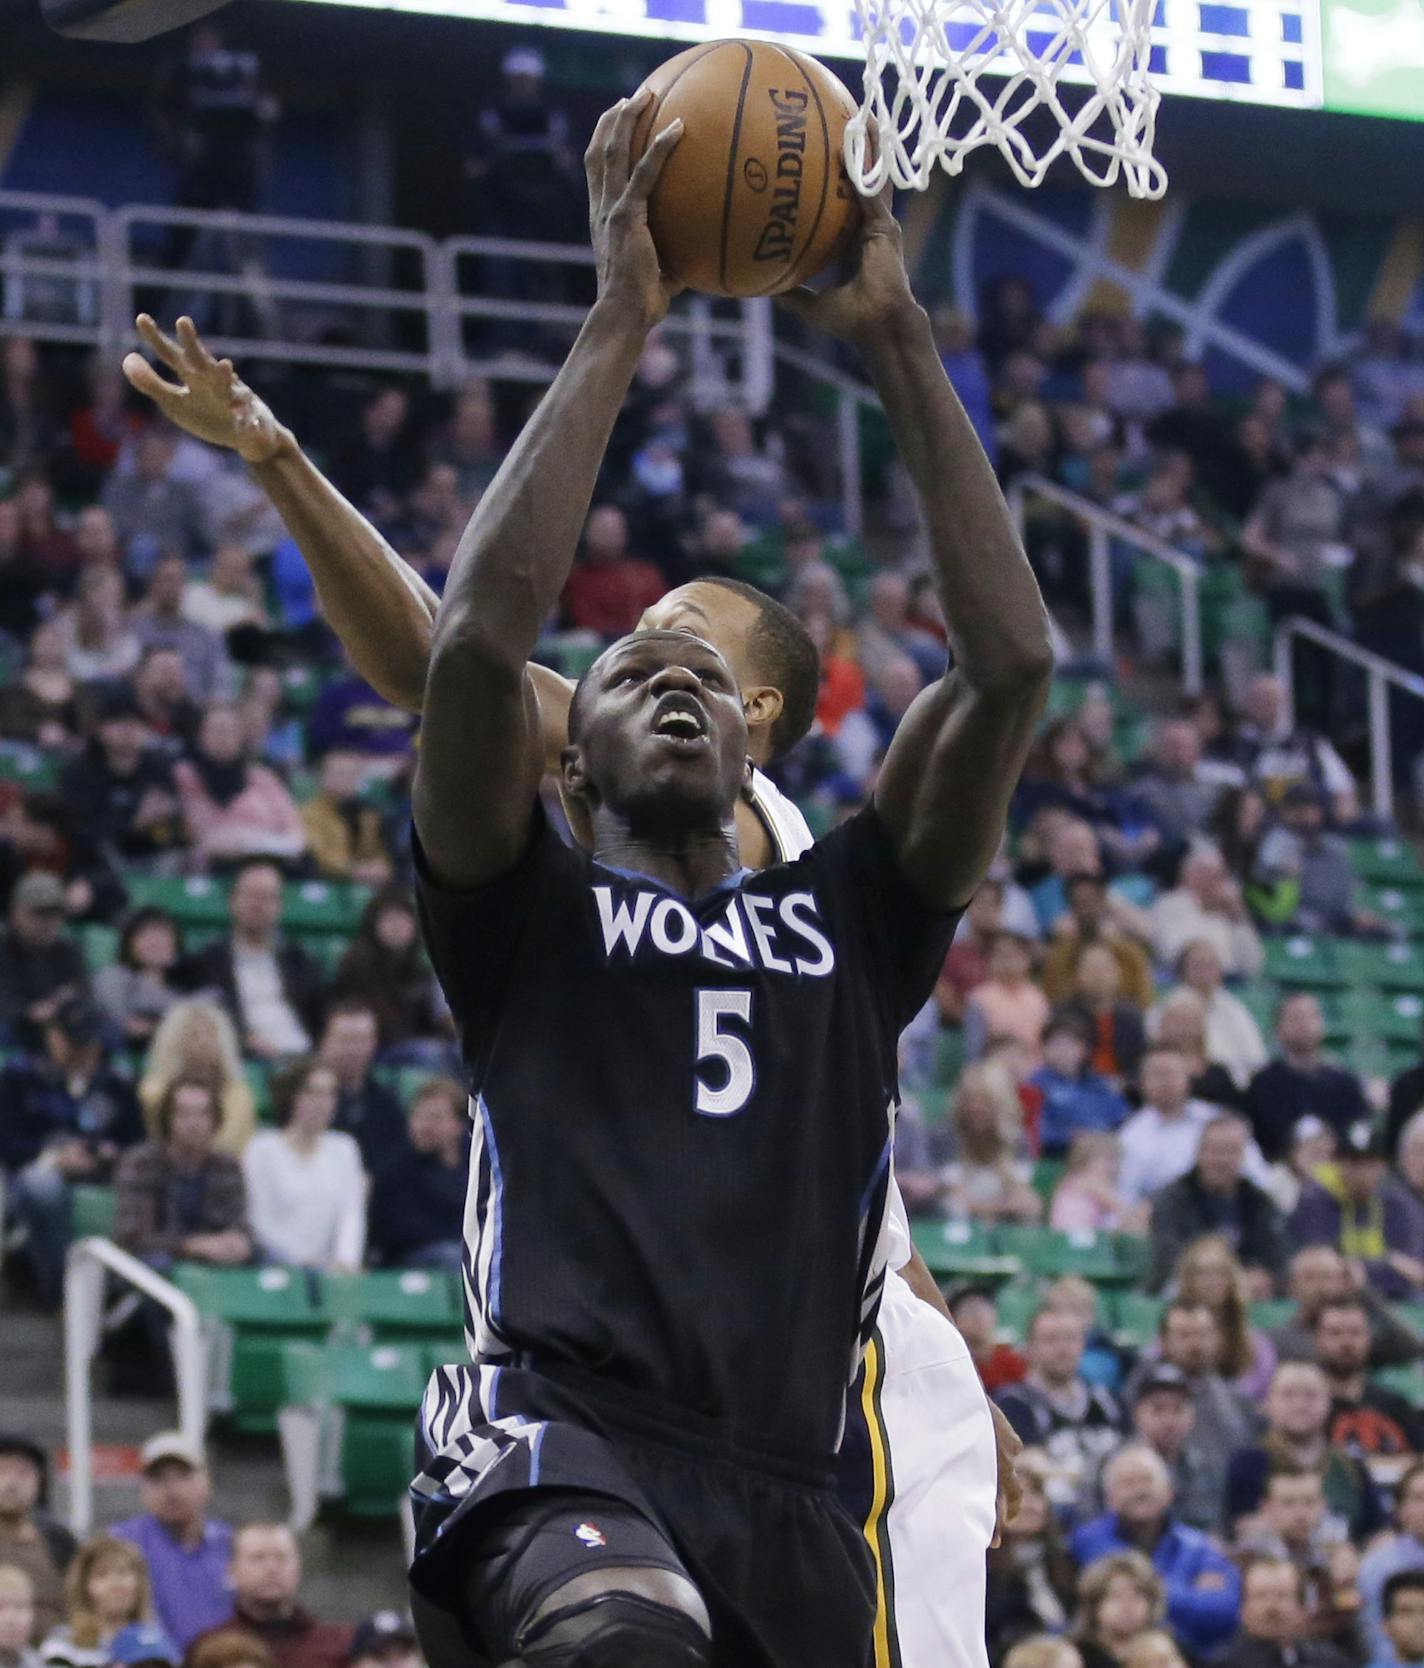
[348,1613,418,1668]
[1130,1363,1226,1533]
[0,870,86,1052]
[1290,1121,1424,1300]
[113,1435,233,1649]
[108,1623,180,1668]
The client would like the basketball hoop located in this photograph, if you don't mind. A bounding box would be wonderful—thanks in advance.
[845,0,1168,199]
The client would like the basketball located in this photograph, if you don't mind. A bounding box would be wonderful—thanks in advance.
[631,40,861,300]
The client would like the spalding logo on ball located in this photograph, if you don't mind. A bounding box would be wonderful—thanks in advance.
[632,41,861,300]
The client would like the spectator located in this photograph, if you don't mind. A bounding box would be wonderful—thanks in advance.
[935,880,1003,1024]
[855,572,944,689]
[176,860,325,1061]
[430,379,501,501]
[1058,944,1148,1089]
[1252,785,1373,937]
[1374,1571,1424,1668]
[1119,1046,1266,1205]
[368,1078,466,1268]
[59,690,184,864]
[561,505,667,638]
[1226,1362,1386,1544]
[111,1437,232,1650]
[1272,1246,1422,1370]
[1050,1132,1146,1233]
[950,1285,1028,1393]
[939,1061,1042,1225]
[1119,1632,1187,1668]
[10,473,75,591]
[1152,1299,1260,1460]
[1229,674,1357,821]
[0,1437,75,1641]
[0,872,90,1049]
[1040,880,1153,1007]
[1147,1115,1290,1293]
[1361,1478,1424,1664]
[329,390,420,521]
[138,999,256,1159]
[0,340,57,475]
[181,547,268,641]
[1388,1028,1424,1157]
[1015,718,1126,840]
[0,1564,40,1668]
[1246,995,1372,1165]
[1149,847,1264,978]
[242,1058,365,1272]
[132,556,229,702]
[1031,823,1152,943]
[1291,1123,1424,1300]
[1214,1556,1353,1668]
[314,1001,408,1174]
[1313,1296,1424,1457]
[113,1075,250,1271]
[964,931,1051,1064]
[1173,1235,1281,1395]
[93,909,183,1057]
[186,1525,350,1668]
[1044,1275,1127,1393]
[461,45,580,246]
[1130,1363,1226,1536]
[1070,1446,1242,1656]
[1241,435,1351,622]
[0,621,80,749]
[40,1537,150,1668]
[1030,1015,1129,1157]
[297,754,391,886]
[694,406,789,529]
[1159,940,1269,1089]
[986,1453,1079,1655]
[1237,1468,1361,1657]
[172,705,307,867]
[1072,1551,1165,1668]
[995,1307,1128,1512]
[305,670,418,781]
[345,1616,417,1668]
[0,997,143,1304]
[100,428,207,575]
[327,889,442,1054]
[1133,722,1224,850]
[104,1626,179,1668]
[130,649,203,756]
[185,1630,272,1668]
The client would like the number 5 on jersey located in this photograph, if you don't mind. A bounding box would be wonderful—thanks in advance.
[695,989,755,1116]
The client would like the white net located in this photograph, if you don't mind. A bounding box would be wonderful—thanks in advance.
[845,0,1168,199]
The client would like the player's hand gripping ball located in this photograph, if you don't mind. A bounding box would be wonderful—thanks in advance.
[631,40,862,299]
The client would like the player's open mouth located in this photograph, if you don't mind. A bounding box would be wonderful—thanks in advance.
[651,694,709,746]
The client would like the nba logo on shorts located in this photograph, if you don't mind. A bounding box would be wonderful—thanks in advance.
[575,1522,607,1549]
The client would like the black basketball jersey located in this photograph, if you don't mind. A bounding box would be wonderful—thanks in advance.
[413,800,959,1462]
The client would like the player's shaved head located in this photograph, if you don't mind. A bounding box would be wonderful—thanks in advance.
[640,579,820,760]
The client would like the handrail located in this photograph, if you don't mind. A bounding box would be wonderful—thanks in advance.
[63,1238,206,1534]
[1007,473,1205,696]
[1273,616,1424,823]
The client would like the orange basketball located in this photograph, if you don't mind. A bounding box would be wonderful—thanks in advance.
[631,39,861,300]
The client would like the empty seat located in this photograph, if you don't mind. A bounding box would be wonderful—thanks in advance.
[1349,838,1424,889]
[1262,936,1346,989]
[994,1225,1128,1283]
[1335,941,1424,995]
[323,1269,461,1341]
[124,873,231,929]
[911,1220,1021,1284]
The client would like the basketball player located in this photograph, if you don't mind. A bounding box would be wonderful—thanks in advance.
[122,104,1041,1668]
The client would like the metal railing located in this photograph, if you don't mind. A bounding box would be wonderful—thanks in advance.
[64,1239,206,1534]
[1006,473,1205,696]
[1274,616,1424,823]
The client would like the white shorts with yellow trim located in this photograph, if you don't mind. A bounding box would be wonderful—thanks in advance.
[856,1270,997,1668]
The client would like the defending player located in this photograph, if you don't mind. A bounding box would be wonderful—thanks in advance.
[123,105,1042,1668]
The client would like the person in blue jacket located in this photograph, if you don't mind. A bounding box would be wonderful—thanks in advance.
[1030,1012,1130,1158]
[1071,1442,1242,1656]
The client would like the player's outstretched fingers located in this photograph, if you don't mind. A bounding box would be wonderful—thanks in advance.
[604,88,651,204]
[121,350,180,408]
[628,117,684,201]
[135,312,186,373]
[585,99,626,218]
[176,315,219,372]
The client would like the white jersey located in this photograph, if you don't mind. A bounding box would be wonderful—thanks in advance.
[751,767,994,1668]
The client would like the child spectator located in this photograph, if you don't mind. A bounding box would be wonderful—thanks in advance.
[0,1565,40,1668]
[40,1538,149,1668]
[1031,1015,1129,1157]
[965,931,1050,1065]
[1050,1132,1146,1234]
[1072,1551,1166,1668]
[1058,943,1147,1089]
[940,1062,1042,1225]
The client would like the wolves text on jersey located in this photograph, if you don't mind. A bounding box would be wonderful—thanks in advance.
[592,884,835,976]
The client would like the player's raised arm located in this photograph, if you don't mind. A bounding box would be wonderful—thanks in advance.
[779,189,1053,910]
[413,92,684,890]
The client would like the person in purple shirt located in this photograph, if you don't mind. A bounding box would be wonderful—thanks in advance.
[110,1435,232,1649]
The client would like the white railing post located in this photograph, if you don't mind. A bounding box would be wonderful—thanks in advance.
[838,387,863,536]
[1368,668,1394,824]
[1088,522,1113,669]
[1181,566,1203,697]
[1274,624,1296,730]
[63,1240,207,1534]
[741,298,774,417]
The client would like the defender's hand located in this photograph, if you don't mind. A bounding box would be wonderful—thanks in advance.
[122,316,291,465]
[989,1400,1023,1549]
[775,183,919,347]
[585,90,684,331]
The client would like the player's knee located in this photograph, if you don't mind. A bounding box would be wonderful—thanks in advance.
[519,1567,711,1667]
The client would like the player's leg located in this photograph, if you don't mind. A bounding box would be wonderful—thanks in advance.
[449,1490,711,1668]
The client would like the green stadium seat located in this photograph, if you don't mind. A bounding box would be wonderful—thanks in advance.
[422,1340,467,1376]
[283,881,372,935]
[340,1414,417,1517]
[80,925,118,975]
[1338,989,1424,1045]
[71,1185,116,1240]
[1363,888,1424,936]
[1248,1299,1295,1331]
[1335,940,1424,995]
[1375,1365,1424,1407]
[1237,981,1280,1034]
[934,1029,966,1088]
[124,873,231,929]
[1349,838,1424,890]
[1114,1291,1164,1345]
[911,1220,1020,1284]
[993,1282,1041,1341]
[323,1269,461,1341]
[994,1225,1128,1283]
[327,1341,430,1412]
[1031,1159,1065,1202]
[1263,936,1347,989]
